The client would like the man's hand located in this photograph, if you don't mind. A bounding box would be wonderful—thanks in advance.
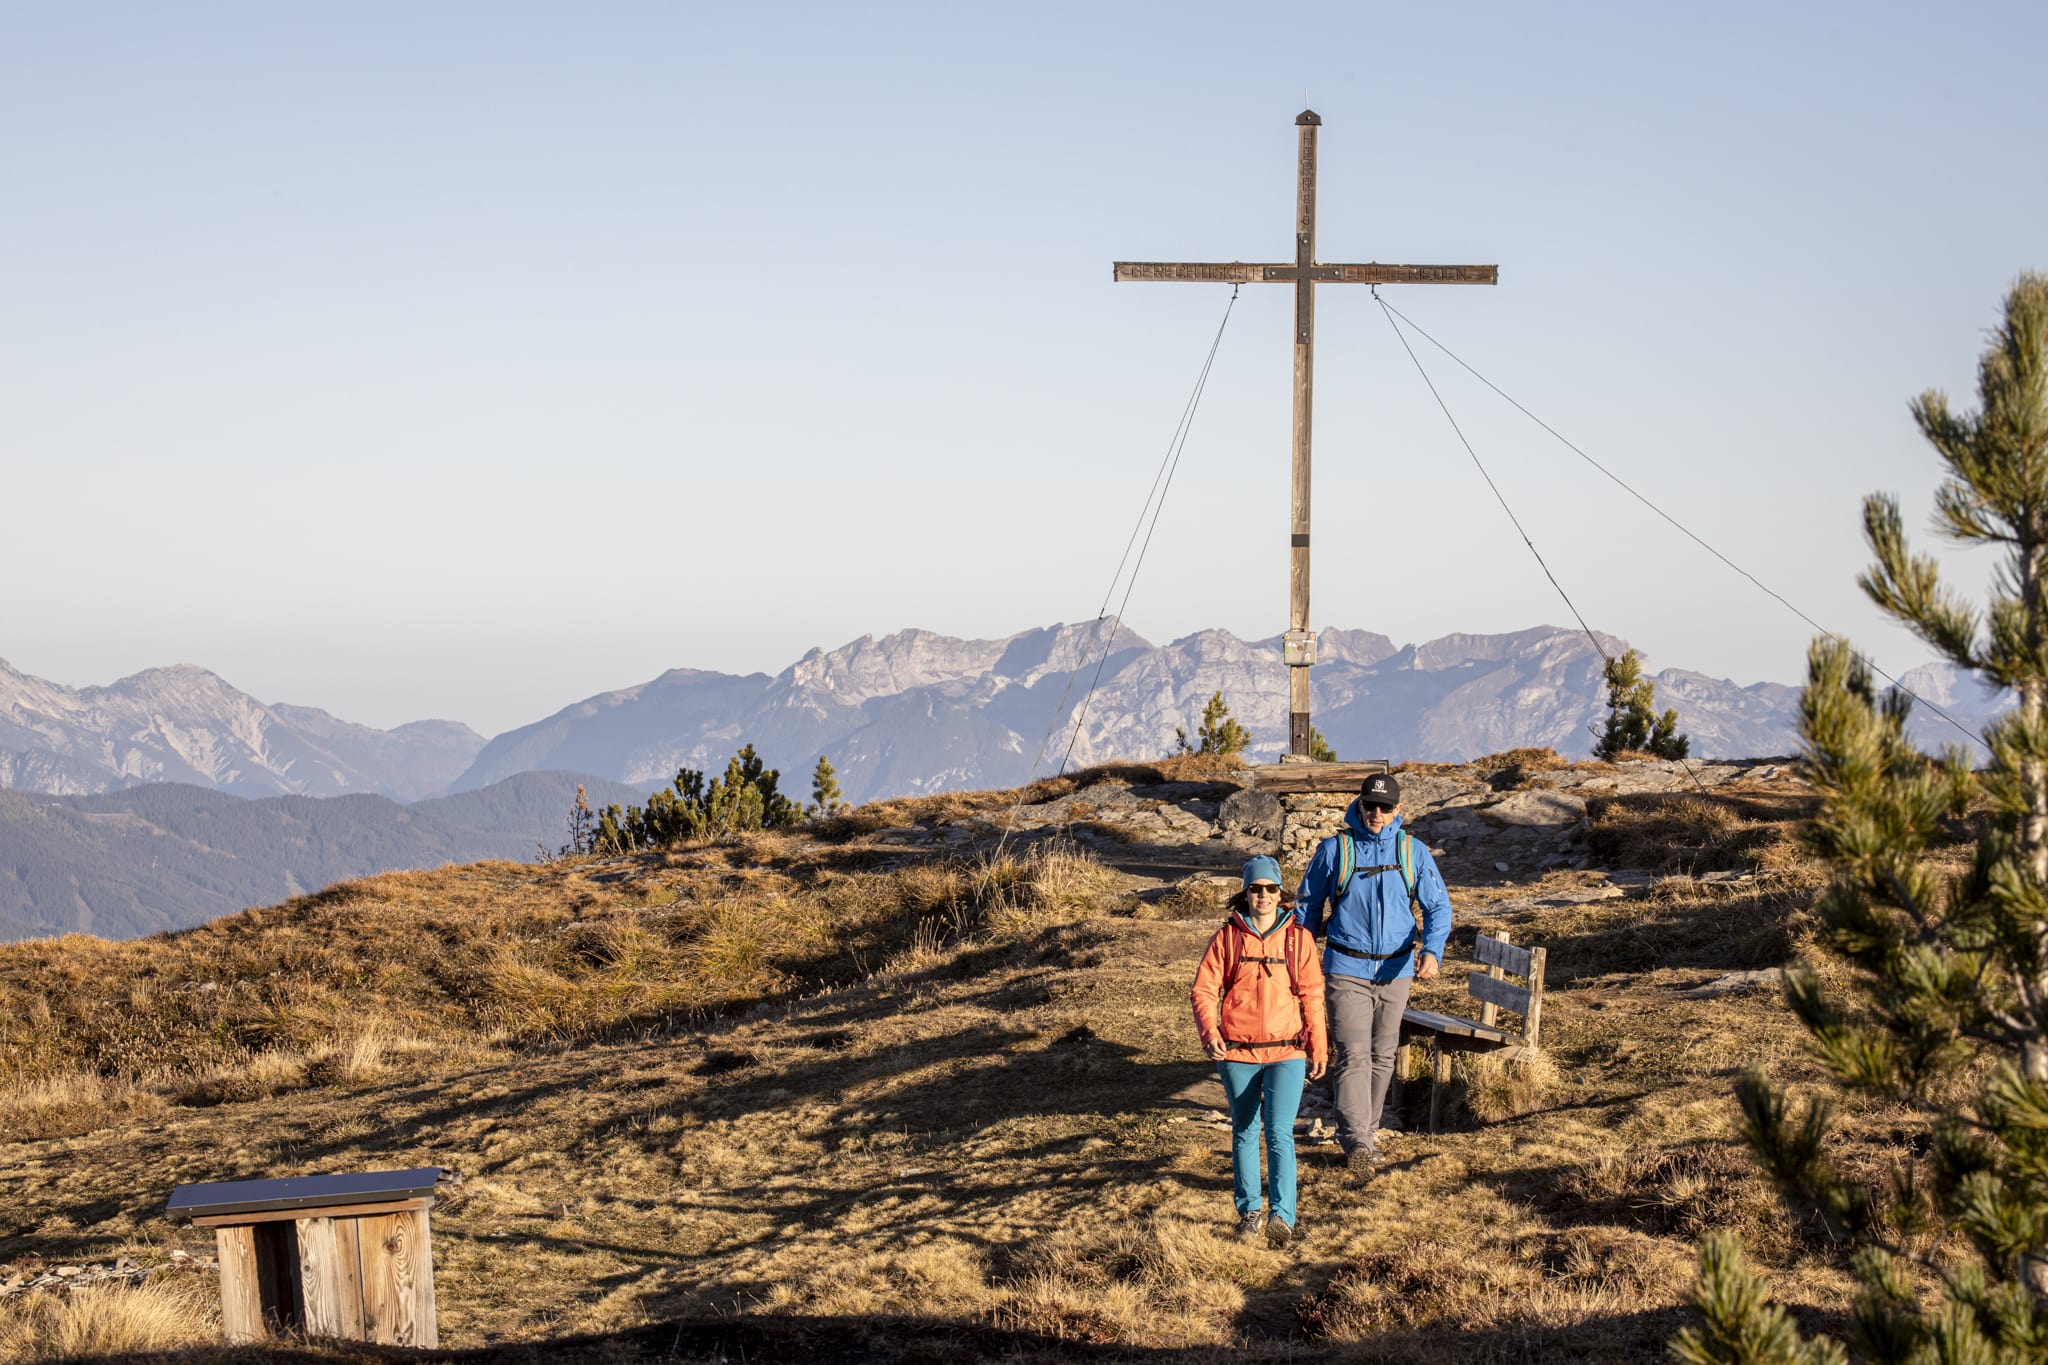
[1415,951,1440,982]
[1204,1037,1230,1061]
[1308,1057,1328,1081]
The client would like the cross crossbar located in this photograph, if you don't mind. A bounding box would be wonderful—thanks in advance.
[1114,262,1497,285]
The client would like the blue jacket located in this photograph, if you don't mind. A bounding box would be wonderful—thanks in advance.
[1293,803,1453,983]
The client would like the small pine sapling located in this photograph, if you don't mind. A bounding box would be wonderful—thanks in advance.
[1595,648,1690,760]
[1309,726,1337,762]
[1176,691,1252,756]
[810,754,845,816]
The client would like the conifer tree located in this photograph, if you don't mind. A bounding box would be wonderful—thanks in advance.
[1674,275,2048,1360]
[1595,648,1690,760]
[1176,691,1252,756]
[1309,726,1337,763]
[810,754,845,816]
[564,784,596,857]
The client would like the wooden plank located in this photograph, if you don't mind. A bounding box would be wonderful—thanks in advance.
[1467,971,1532,1019]
[296,1216,349,1339]
[413,1209,440,1347]
[338,1216,366,1339]
[360,1210,433,1345]
[193,1197,431,1227]
[1476,931,1509,1029]
[1525,946,1547,1048]
[1399,1007,1510,1043]
[359,1214,397,1344]
[1474,933,1533,978]
[1326,263,1499,285]
[1113,261,1274,283]
[215,1225,266,1344]
[1245,760,1391,794]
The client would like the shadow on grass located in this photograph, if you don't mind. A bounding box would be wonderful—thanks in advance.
[59,1304,1846,1363]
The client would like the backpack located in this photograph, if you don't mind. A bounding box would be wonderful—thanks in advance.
[1335,829,1418,904]
[1218,915,1311,1049]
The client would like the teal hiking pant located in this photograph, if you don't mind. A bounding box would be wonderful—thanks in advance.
[1217,1056,1305,1228]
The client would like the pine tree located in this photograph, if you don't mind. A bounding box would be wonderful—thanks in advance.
[810,754,845,816]
[591,743,807,850]
[1594,648,1690,760]
[1175,691,1251,757]
[1674,275,2048,1359]
[564,784,596,857]
[1309,726,1337,763]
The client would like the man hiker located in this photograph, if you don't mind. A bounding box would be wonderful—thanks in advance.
[1293,771,1453,1175]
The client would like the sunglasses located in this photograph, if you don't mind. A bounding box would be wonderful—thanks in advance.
[1247,884,1282,896]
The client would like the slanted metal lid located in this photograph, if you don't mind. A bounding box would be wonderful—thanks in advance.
[166,1167,442,1221]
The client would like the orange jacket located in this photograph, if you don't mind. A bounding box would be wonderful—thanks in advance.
[1191,912,1328,1066]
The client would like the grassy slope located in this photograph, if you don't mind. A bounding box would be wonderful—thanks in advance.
[0,760,1917,1362]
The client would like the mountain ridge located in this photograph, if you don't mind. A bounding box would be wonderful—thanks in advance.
[1,627,2014,810]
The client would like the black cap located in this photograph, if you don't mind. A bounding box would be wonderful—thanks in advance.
[1359,772,1401,807]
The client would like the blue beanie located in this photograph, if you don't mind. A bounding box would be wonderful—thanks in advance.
[1241,855,1283,888]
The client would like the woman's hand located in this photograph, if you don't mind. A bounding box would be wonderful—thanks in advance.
[1415,952,1441,982]
[1308,1057,1328,1081]
[1204,1037,1230,1062]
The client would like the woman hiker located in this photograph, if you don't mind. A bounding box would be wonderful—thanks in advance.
[1190,855,1329,1246]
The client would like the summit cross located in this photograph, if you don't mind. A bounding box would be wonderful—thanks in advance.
[1114,109,1498,759]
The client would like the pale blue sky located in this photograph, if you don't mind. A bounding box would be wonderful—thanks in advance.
[4,2,2043,736]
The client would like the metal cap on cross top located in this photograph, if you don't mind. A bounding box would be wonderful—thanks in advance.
[1113,112,1498,759]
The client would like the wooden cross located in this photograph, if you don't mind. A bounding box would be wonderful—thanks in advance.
[1114,109,1498,759]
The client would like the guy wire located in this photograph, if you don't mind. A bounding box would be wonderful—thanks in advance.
[986,284,1241,869]
[1376,296,1986,750]
[1377,293,1713,796]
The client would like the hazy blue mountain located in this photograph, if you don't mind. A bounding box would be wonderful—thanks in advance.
[451,622,1841,805]
[0,771,644,943]
[0,658,483,799]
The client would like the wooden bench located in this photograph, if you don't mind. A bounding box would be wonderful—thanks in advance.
[1397,930,1546,1132]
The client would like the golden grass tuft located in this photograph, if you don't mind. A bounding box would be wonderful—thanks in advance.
[0,1275,217,1357]
[1464,1046,1561,1123]
[0,1070,165,1142]
[993,1213,1250,1347]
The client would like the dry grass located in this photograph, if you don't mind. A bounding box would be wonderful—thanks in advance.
[0,763,1902,1362]
[0,1274,216,1358]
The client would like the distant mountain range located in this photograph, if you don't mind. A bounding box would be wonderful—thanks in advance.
[1,626,2012,810]
[0,771,647,942]
[0,625,2011,942]
[0,658,481,799]
[449,623,2008,802]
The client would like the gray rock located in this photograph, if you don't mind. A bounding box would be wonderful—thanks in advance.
[1479,790,1589,828]
[1218,788,1284,839]
[1680,968,1784,998]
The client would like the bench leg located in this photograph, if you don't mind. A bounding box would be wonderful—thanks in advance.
[1429,1041,1452,1134]
[1393,1043,1412,1120]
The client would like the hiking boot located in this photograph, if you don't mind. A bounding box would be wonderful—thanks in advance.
[1347,1147,1380,1179]
[1265,1215,1294,1248]
[1234,1210,1267,1242]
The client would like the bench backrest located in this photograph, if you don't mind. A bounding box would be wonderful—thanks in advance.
[1469,931,1547,1048]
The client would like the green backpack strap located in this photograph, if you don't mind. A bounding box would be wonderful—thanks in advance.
[1335,829,1418,903]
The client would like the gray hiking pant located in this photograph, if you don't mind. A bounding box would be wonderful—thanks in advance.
[1327,974,1412,1156]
